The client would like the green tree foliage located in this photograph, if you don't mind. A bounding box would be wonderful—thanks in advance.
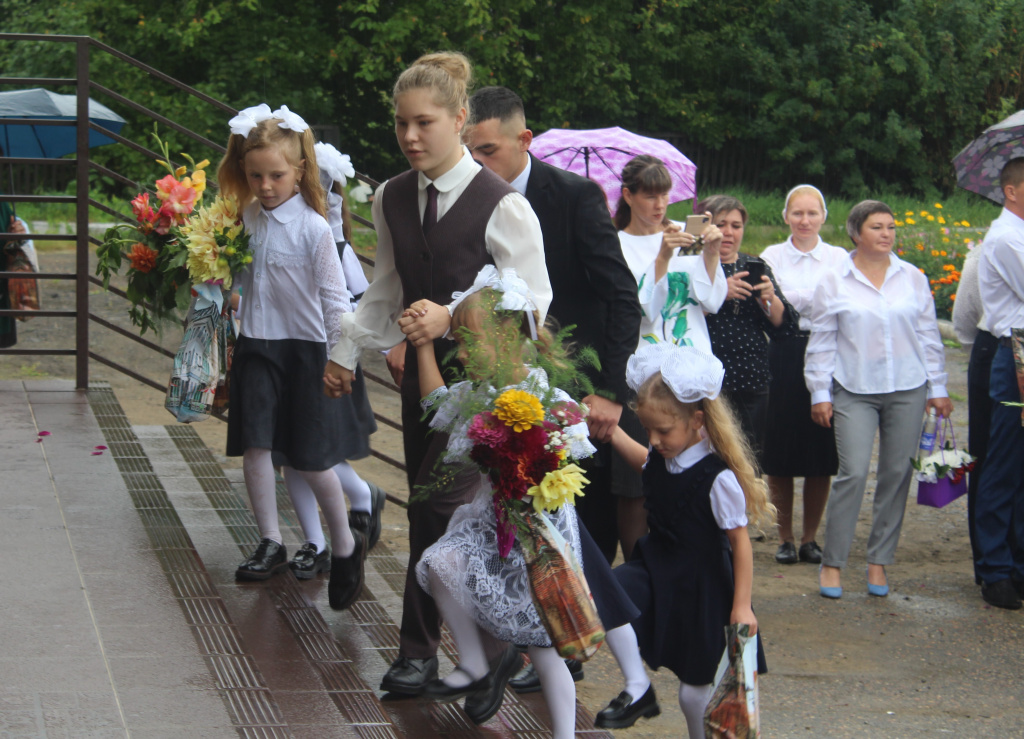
[0,0,1021,196]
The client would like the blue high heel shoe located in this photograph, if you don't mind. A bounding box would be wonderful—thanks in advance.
[819,565,842,599]
[867,567,889,597]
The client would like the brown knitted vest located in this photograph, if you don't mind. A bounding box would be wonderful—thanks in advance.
[382,165,513,308]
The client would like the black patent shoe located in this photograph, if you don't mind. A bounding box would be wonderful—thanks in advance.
[799,541,824,564]
[464,645,523,724]
[981,578,1022,610]
[422,667,491,702]
[328,530,366,611]
[236,538,288,581]
[380,656,439,695]
[289,542,330,580]
[509,657,583,694]
[774,541,798,564]
[349,482,387,554]
[595,684,661,729]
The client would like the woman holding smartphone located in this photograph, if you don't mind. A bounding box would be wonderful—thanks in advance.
[702,194,797,468]
[760,186,848,565]
[615,155,726,353]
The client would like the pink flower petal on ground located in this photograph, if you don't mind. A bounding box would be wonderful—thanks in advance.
[36,438,42,443]
[37,431,50,436]
[94,445,108,450]
[91,451,104,456]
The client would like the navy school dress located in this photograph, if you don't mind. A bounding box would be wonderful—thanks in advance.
[615,451,767,685]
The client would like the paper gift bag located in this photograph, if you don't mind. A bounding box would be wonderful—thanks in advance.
[705,623,760,739]
[917,476,967,508]
[521,510,605,661]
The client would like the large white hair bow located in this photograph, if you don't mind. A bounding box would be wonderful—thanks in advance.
[272,105,309,133]
[228,103,273,137]
[314,142,355,187]
[626,343,724,402]
[450,265,539,339]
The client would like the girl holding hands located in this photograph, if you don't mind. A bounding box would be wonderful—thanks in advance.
[218,105,364,610]
[605,343,773,738]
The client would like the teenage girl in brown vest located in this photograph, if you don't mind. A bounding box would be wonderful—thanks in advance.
[323,52,551,709]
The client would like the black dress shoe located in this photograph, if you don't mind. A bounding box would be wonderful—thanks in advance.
[1013,578,1024,599]
[236,539,288,581]
[464,645,522,724]
[349,482,386,553]
[774,541,798,564]
[595,684,661,729]
[981,578,1022,610]
[422,667,491,702]
[328,531,365,611]
[799,541,823,564]
[289,542,330,580]
[509,657,583,694]
[380,656,439,695]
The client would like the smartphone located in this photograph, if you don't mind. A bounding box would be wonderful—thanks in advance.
[743,257,766,287]
[679,215,710,255]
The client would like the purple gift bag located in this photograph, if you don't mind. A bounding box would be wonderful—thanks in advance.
[916,418,968,508]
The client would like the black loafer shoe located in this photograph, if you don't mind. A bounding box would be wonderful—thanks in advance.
[799,541,823,564]
[595,684,661,729]
[981,578,1022,610]
[289,542,330,580]
[236,538,288,581]
[464,645,523,725]
[328,531,365,611]
[774,541,798,564]
[422,668,491,702]
[509,657,584,694]
[349,483,387,553]
[380,656,439,695]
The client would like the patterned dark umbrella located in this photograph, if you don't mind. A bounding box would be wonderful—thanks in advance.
[952,110,1024,205]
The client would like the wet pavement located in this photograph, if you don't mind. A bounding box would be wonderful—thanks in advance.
[0,380,610,738]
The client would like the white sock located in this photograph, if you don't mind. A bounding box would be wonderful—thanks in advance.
[528,645,577,739]
[605,624,650,703]
[295,468,353,557]
[678,681,714,739]
[242,448,280,544]
[427,568,488,686]
[282,466,326,552]
[334,462,372,513]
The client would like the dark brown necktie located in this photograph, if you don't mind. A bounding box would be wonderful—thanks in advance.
[423,183,438,234]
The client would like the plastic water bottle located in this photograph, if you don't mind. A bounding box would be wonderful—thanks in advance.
[918,407,938,460]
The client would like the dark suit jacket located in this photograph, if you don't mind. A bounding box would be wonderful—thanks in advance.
[524,154,641,403]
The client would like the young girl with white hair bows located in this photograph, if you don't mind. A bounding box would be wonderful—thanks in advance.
[217,105,366,611]
[603,343,774,738]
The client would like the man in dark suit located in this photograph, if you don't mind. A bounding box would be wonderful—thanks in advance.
[465,87,643,561]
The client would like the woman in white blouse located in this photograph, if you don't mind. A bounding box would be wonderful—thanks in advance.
[806,200,953,599]
[614,155,726,353]
[761,186,848,566]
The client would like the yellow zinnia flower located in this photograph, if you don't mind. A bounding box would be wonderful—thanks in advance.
[494,389,544,432]
[529,464,589,512]
[934,203,943,209]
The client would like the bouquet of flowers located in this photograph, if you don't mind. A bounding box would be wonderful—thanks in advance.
[912,445,975,485]
[464,386,591,557]
[96,131,252,334]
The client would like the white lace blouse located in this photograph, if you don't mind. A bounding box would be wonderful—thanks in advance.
[237,195,349,350]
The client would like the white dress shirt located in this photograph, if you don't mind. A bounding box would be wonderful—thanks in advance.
[978,208,1024,339]
[951,245,985,347]
[623,225,726,353]
[804,252,948,405]
[655,438,748,530]
[761,236,849,331]
[330,148,551,370]
[237,195,348,351]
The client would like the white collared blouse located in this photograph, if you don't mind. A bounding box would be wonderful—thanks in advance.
[237,194,349,350]
[804,252,948,405]
[760,236,849,332]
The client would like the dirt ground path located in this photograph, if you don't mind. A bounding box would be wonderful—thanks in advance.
[4,250,1024,737]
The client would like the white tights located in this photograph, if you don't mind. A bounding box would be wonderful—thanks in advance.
[283,462,372,552]
[678,681,714,739]
[243,449,354,557]
[604,624,650,702]
[426,568,576,739]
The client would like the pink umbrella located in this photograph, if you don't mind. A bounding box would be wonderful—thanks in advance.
[530,126,697,213]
